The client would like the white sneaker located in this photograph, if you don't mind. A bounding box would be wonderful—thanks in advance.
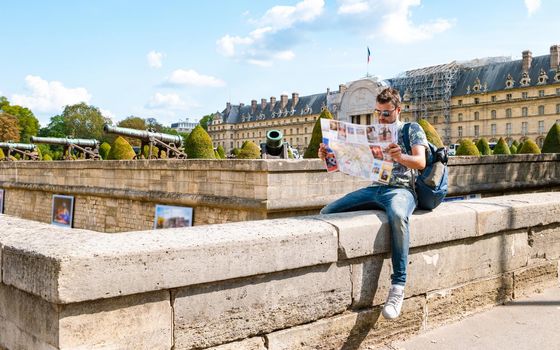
[382,285,404,320]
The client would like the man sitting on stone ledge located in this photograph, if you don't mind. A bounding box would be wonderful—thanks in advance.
[318,87,428,320]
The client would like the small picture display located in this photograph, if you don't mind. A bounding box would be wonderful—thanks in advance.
[51,195,74,228]
[0,189,4,214]
[154,205,193,229]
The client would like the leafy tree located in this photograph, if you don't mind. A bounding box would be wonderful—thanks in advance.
[0,112,21,142]
[108,136,136,160]
[37,144,53,160]
[199,114,213,131]
[492,137,511,155]
[417,119,444,148]
[475,137,492,155]
[216,145,226,159]
[0,98,39,143]
[455,139,480,156]
[61,103,108,140]
[304,109,333,158]
[118,116,147,130]
[518,139,541,154]
[237,141,261,159]
[145,117,164,132]
[99,142,111,160]
[541,123,560,153]
[184,125,215,159]
[39,115,67,138]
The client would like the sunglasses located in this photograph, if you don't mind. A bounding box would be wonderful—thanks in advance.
[374,108,396,117]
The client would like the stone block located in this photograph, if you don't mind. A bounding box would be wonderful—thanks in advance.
[205,337,266,350]
[265,295,425,350]
[529,224,560,259]
[351,230,530,308]
[173,263,351,349]
[513,260,559,298]
[425,274,513,330]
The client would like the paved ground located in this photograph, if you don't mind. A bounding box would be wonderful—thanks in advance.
[386,286,560,350]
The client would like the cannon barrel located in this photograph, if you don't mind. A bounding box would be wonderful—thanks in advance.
[0,142,37,151]
[30,136,99,148]
[265,129,284,156]
[104,124,182,146]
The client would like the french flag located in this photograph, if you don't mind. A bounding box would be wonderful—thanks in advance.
[367,47,371,64]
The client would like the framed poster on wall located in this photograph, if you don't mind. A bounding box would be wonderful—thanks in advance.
[153,205,193,229]
[51,195,74,228]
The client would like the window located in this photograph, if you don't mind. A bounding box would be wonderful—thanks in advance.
[474,111,479,121]
[557,88,560,96]
[474,125,480,137]
[458,126,463,137]
[491,95,497,102]
[474,97,480,104]
[522,107,528,117]
[491,124,497,136]
[522,122,528,135]
[491,110,497,119]
[538,121,545,134]
[304,127,308,133]
[458,100,463,106]
[506,93,512,101]
[351,115,361,124]
[539,90,545,97]
[506,123,512,135]
[506,108,512,118]
[557,104,560,114]
[522,92,528,99]
[538,105,545,115]
[458,113,463,122]
[366,114,371,125]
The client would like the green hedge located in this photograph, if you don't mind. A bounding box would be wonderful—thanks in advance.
[418,119,444,148]
[108,136,136,160]
[184,125,215,159]
[304,109,333,159]
[541,123,560,153]
[456,139,480,156]
[492,137,511,155]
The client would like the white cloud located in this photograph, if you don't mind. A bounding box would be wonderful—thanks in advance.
[147,51,165,69]
[166,69,226,87]
[525,0,541,16]
[338,0,369,14]
[100,108,115,120]
[11,75,91,113]
[217,0,324,66]
[146,93,187,110]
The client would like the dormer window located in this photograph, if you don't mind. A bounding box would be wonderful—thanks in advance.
[537,68,549,85]
[505,73,515,89]
[473,78,482,92]
[519,71,531,87]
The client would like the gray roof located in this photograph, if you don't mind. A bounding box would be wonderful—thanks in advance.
[220,93,327,124]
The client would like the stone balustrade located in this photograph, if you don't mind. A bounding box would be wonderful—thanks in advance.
[0,192,559,349]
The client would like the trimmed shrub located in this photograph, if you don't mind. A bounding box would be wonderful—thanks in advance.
[237,141,261,159]
[517,142,525,154]
[304,109,333,158]
[184,125,215,159]
[509,145,517,154]
[417,119,444,148]
[43,154,53,161]
[231,148,241,157]
[216,145,226,159]
[108,136,136,160]
[455,139,480,156]
[99,142,111,160]
[541,123,560,153]
[518,139,541,154]
[142,145,160,159]
[492,137,511,155]
[0,148,5,160]
[287,147,294,159]
[512,140,519,148]
[475,137,492,155]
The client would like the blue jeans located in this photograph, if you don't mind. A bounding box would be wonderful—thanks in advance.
[320,185,416,286]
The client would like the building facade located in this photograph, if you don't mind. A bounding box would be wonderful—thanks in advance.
[170,119,199,133]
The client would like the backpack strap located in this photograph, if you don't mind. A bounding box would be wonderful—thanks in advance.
[402,123,412,155]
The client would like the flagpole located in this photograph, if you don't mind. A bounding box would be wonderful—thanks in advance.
[366,46,371,77]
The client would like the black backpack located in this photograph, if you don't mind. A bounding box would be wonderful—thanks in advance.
[402,123,448,210]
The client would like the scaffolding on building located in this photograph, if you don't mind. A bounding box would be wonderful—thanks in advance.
[388,61,461,145]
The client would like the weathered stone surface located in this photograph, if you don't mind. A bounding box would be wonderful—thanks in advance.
[173,263,351,349]
[351,231,530,308]
[265,296,425,350]
[204,337,266,350]
[426,274,514,330]
[1,216,337,303]
[513,260,559,298]
[529,224,560,259]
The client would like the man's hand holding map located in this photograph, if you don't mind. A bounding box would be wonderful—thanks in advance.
[320,119,398,184]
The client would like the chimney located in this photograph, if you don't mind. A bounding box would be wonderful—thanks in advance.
[339,84,347,93]
[292,92,299,108]
[522,50,532,72]
[326,88,330,94]
[251,99,257,113]
[226,102,231,113]
[261,98,267,110]
[551,45,560,70]
[270,96,276,111]
[280,94,288,110]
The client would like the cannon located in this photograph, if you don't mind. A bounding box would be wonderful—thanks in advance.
[103,125,187,159]
[30,136,101,160]
[0,142,39,161]
[260,130,289,159]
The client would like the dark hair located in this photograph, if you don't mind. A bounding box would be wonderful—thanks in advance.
[376,87,401,108]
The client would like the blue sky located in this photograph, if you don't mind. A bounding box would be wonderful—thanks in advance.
[1,0,557,127]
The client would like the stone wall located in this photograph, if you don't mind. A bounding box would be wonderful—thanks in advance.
[0,154,559,232]
[0,193,559,349]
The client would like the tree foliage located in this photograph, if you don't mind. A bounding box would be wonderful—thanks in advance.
[60,103,108,140]
[304,109,333,158]
[541,123,560,153]
[199,114,213,131]
[509,144,517,154]
[455,139,480,156]
[518,139,541,154]
[0,112,21,142]
[475,137,492,155]
[216,145,226,159]
[417,119,444,148]
[0,97,39,143]
[492,137,511,155]
[107,136,136,160]
[184,125,215,159]
[237,141,261,159]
